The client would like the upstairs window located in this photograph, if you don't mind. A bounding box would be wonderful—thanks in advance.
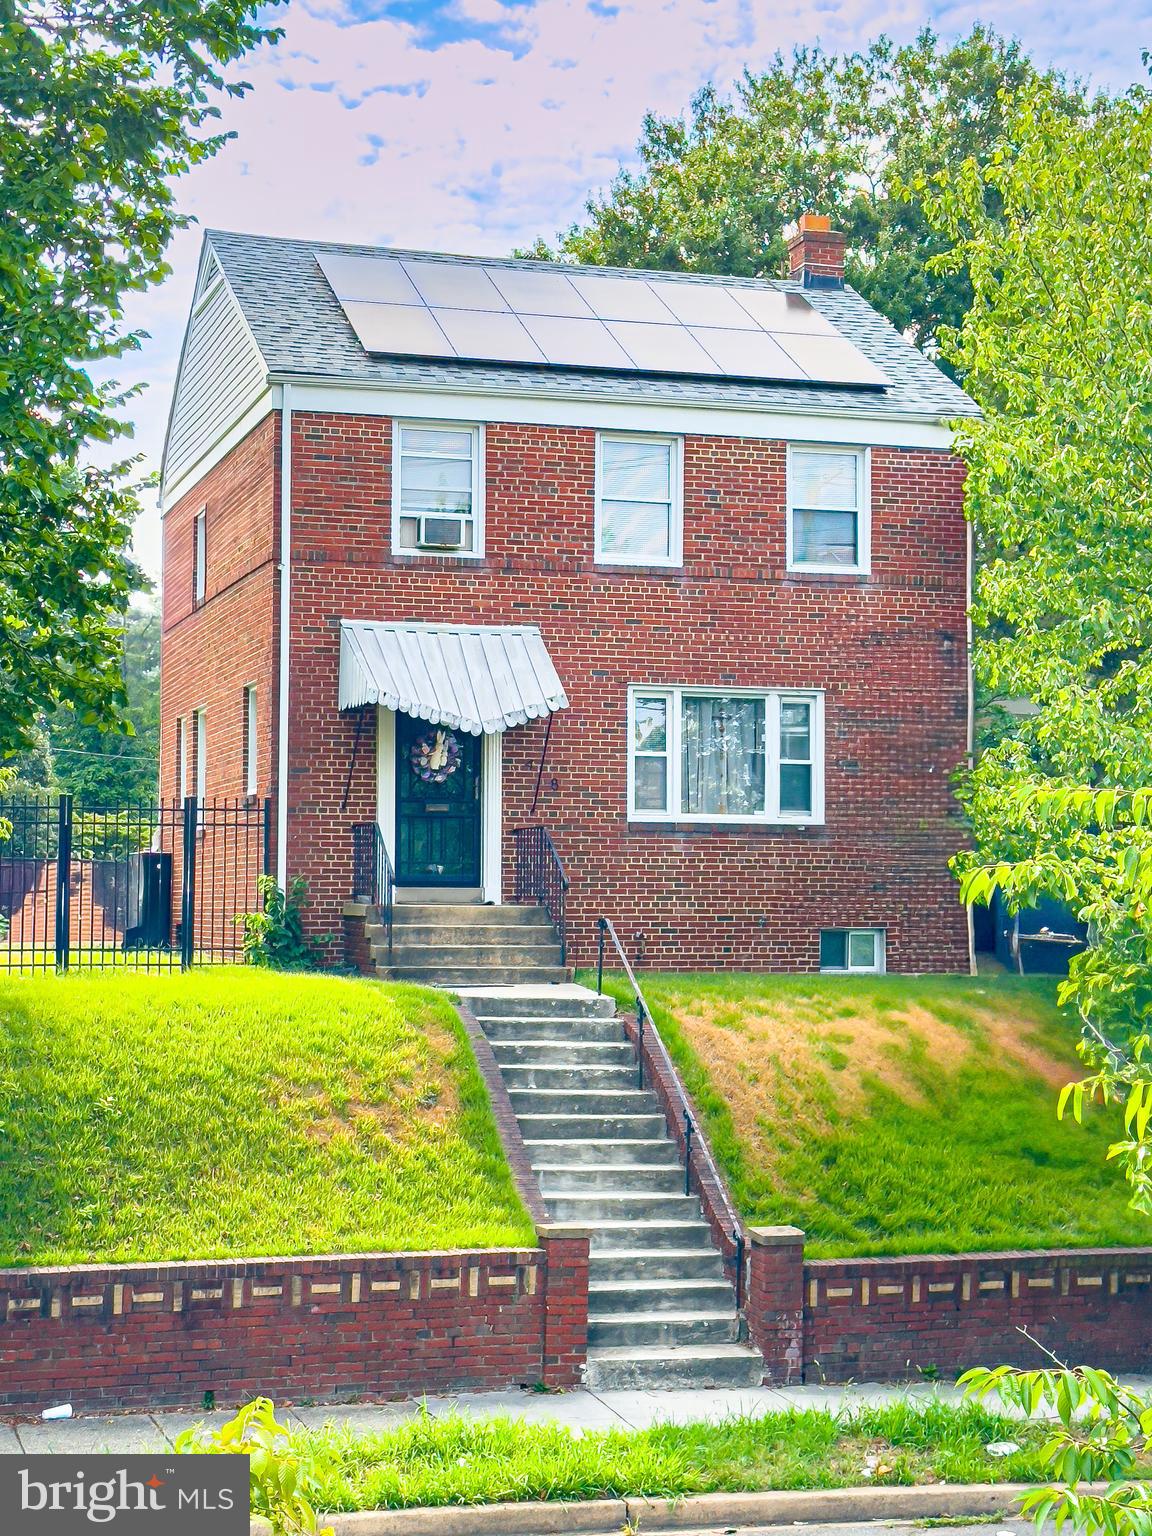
[788,447,869,573]
[628,687,823,824]
[596,434,681,566]
[193,507,207,605]
[394,423,482,556]
[820,927,886,974]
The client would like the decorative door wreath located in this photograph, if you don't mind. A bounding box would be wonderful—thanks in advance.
[410,727,461,784]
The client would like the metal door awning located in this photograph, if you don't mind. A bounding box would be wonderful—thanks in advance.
[338,620,569,735]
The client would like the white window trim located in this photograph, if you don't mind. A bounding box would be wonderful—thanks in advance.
[243,684,257,797]
[786,444,871,576]
[391,419,485,560]
[193,506,207,604]
[821,926,887,975]
[176,717,188,801]
[595,431,683,569]
[626,685,825,826]
[193,708,207,802]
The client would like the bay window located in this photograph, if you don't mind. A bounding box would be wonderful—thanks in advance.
[628,687,823,823]
[596,433,681,566]
[788,446,869,572]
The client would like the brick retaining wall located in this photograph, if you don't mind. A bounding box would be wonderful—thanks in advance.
[760,1242,1152,1383]
[0,1234,588,1411]
[803,1246,1152,1380]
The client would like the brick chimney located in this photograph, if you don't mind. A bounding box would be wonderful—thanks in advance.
[787,212,846,290]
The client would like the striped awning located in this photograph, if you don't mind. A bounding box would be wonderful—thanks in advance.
[338,620,569,735]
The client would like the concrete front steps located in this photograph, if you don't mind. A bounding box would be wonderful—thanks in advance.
[370,903,567,986]
[464,984,764,1391]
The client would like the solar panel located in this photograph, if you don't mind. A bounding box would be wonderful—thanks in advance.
[646,280,757,329]
[340,302,450,356]
[568,273,675,323]
[689,327,807,379]
[316,250,888,388]
[519,313,634,369]
[773,333,888,387]
[728,286,839,335]
[488,267,593,318]
[316,251,420,305]
[432,307,545,365]
[402,259,509,312]
[605,320,722,375]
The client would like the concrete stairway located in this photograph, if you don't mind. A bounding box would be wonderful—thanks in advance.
[370,904,567,986]
[466,985,764,1391]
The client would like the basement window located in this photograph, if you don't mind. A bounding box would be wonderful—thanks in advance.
[394,422,482,557]
[820,928,885,974]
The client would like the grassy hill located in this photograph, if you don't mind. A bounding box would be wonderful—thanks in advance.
[593,971,1149,1258]
[0,969,533,1266]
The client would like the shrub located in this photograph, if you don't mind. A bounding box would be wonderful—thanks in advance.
[237,876,330,970]
[176,1396,332,1536]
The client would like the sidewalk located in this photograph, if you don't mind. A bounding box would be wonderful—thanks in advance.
[0,1381,959,1453]
[12,1375,1146,1454]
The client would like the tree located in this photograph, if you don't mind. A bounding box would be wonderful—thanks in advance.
[936,77,1152,1190]
[48,597,160,802]
[0,0,282,759]
[528,28,1086,364]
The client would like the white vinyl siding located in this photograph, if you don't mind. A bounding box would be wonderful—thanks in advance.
[628,687,824,825]
[595,433,682,566]
[162,253,267,498]
[393,422,483,557]
[787,445,870,573]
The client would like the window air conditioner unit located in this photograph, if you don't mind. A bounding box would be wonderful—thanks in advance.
[418,515,467,550]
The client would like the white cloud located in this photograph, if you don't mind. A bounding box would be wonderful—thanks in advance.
[111,0,1152,578]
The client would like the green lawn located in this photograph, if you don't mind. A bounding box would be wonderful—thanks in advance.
[0,969,534,1265]
[582,970,1150,1259]
[280,1399,1051,1511]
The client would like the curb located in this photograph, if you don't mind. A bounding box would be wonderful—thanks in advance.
[266,1481,1032,1536]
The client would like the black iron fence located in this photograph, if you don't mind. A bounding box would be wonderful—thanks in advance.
[351,821,394,967]
[0,796,270,972]
[513,824,569,965]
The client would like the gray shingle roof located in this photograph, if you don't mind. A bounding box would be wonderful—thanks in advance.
[205,228,979,422]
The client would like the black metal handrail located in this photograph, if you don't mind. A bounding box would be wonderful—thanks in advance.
[351,822,395,966]
[513,825,569,966]
[595,916,747,1309]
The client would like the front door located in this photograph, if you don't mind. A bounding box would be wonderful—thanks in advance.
[395,714,482,886]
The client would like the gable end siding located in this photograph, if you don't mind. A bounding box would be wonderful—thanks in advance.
[163,269,268,500]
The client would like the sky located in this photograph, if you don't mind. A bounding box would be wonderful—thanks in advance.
[119,0,1152,579]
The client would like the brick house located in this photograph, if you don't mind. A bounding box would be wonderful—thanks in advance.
[160,216,978,977]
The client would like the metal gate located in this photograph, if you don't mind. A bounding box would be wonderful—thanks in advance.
[0,796,270,972]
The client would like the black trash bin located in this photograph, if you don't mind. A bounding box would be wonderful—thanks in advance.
[123,851,173,950]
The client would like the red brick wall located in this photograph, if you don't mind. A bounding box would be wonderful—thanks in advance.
[283,412,969,971]
[0,1234,588,1410]
[161,412,279,815]
[802,1248,1152,1381]
[163,407,971,972]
